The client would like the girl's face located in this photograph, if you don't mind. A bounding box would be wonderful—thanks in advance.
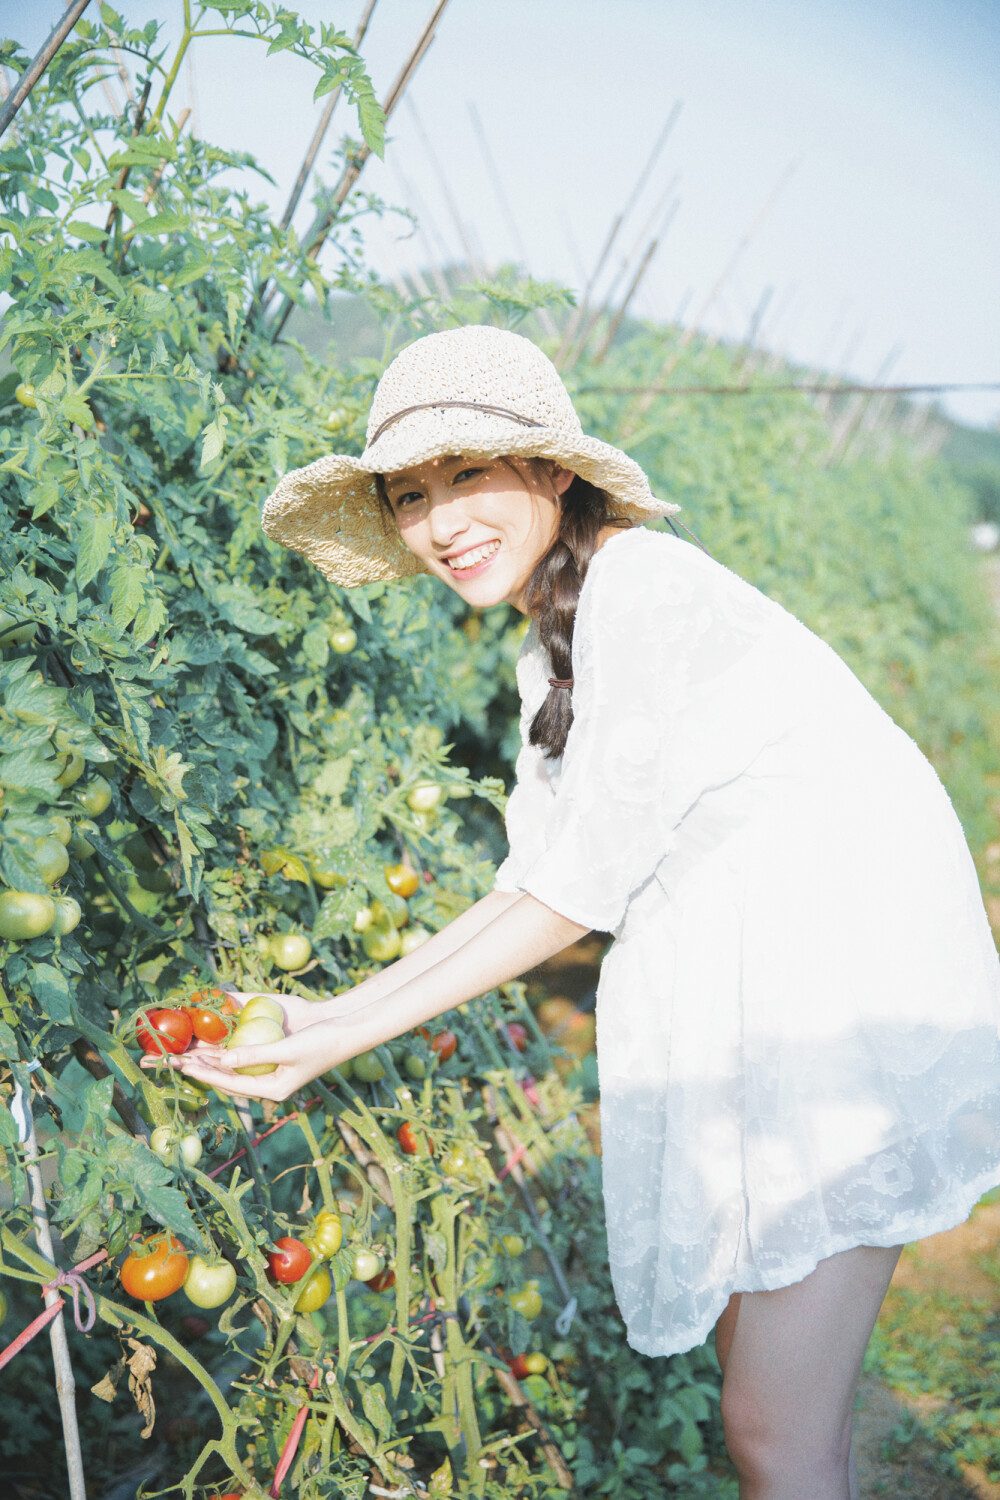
[381,456,576,612]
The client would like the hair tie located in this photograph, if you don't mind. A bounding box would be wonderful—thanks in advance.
[548,677,573,690]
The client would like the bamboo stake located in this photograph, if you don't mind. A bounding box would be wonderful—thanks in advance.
[555,100,681,367]
[388,160,454,301]
[279,0,379,230]
[590,235,662,364]
[23,1100,87,1500]
[620,159,797,437]
[0,0,92,141]
[407,96,483,276]
[269,0,451,343]
[566,191,678,367]
[825,345,901,466]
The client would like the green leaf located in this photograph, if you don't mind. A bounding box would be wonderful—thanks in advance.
[0,749,61,798]
[107,188,150,226]
[61,392,95,430]
[0,1017,18,1061]
[313,883,364,941]
[30,963,74,1025]
[313,755,353,799]
[109,562,145,632]
[360,1380,392,1441]
[75,510,114,588]
[0,840,48,895]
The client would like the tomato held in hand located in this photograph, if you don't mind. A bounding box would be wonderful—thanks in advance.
[136,1008,193,1056]
[186,1005,230,1044]
[267,1236,313,1284]
[183,1255,237,1309]
[120,1234,189,1301]
[311,1210,343,1258]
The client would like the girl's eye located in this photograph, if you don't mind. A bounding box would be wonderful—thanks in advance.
[394,490,424,508]
[453,467,483,485]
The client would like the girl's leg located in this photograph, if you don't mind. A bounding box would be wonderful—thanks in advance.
[714,1244,901,1500]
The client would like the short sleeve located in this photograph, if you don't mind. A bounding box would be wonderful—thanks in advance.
[509,529,785,932]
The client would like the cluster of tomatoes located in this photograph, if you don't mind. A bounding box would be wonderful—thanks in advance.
[134,987,289,1079]
[118,1209,390,1313]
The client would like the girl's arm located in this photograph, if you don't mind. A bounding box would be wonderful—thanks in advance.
[164,893,589,1101]
[206,890,524,1038]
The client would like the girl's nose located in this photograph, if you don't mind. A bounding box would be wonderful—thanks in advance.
[426,495,468,547]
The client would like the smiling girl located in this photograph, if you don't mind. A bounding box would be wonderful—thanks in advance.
[149,325,1000,1499]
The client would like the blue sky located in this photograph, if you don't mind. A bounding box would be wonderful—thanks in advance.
[6,0,1000,425]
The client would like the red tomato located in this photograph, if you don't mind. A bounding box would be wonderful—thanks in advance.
[396,1122,433,1156]
[505,1022,528,1052]
[120,1234,189,1301]
[136,1008,193,1056]
[430,1030,457,1062]
[368,1266,395,1292]
[267,1236,313,1284]
[186,1006,230,1043]
[505,1352,532,1380]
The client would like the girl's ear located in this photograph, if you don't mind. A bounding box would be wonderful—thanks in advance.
[551,465,576,496]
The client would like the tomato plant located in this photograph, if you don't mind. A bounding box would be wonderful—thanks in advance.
[120,1235,190,1302]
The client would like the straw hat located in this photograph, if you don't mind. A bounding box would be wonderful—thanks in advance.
[260,324,680,587]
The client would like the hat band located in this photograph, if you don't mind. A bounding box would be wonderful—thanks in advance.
[368,400,546,447]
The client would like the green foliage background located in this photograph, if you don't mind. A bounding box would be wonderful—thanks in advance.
[0,7,998,1499]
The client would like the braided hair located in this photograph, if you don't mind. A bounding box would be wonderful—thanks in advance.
[524,471,629,760]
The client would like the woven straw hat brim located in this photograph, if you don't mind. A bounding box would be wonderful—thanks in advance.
[261,419,680,588]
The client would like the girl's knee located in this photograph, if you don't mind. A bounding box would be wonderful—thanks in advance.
[720,1373,852,1481]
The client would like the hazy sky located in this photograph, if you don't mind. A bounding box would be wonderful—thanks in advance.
[6,0,1000,426]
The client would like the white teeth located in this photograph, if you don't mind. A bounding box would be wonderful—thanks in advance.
[448,540,500,571]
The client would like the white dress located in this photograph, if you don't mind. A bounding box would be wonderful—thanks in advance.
[494,525,1000,1358]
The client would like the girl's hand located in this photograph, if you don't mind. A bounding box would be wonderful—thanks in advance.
[218,987,326,1036]
[151,1020,352,1104]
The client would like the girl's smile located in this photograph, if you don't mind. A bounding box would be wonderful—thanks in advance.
[381,455,575,611]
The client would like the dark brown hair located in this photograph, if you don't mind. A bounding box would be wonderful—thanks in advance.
[522,466,629,759]
[375,461,627,761]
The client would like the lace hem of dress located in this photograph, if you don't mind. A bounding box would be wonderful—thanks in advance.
[621,1162,1000,1358]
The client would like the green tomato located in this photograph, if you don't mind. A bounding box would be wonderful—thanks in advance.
[48,815,73,846]
[56,753,86,789]
[403,1051,427,1080]
[239,995,284,1024]
[329,627,357,654]
[150,1125,203,1167]
[410,808,438,836]
[294,1265,332,1312]
[502,1234,526,1258]
[33,837,70,885]
[406,781,443,813]
[384,894,410,930]
[351,1049,385,1083]
[51,896,82,936]
[268,932,311,971]
[351,1248,382,1282]
[353,905,373,932]
[68,821,97,859]
[399,926,430,957]
[226,1015,282,1075]
[75,780,112,817]
[0,609,36,647]
[362,922,401,963]
[509,1282,543,1321]
[14,382,37,408]
[312,1210,344,1258]
[183,1256,237,1309]
[0,890,56,940]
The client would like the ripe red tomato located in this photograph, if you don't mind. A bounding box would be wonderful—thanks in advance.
[505,1351,532,1380]
[368,1266,395,1292]
[120,1234,189,1301]
[430,1030,457,1062]
[397,1122,433,1156]
[186,1005,230,1044]
[136,1008,193,1056]
[267,1236,313,1284]
[505,1022,528,1052]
